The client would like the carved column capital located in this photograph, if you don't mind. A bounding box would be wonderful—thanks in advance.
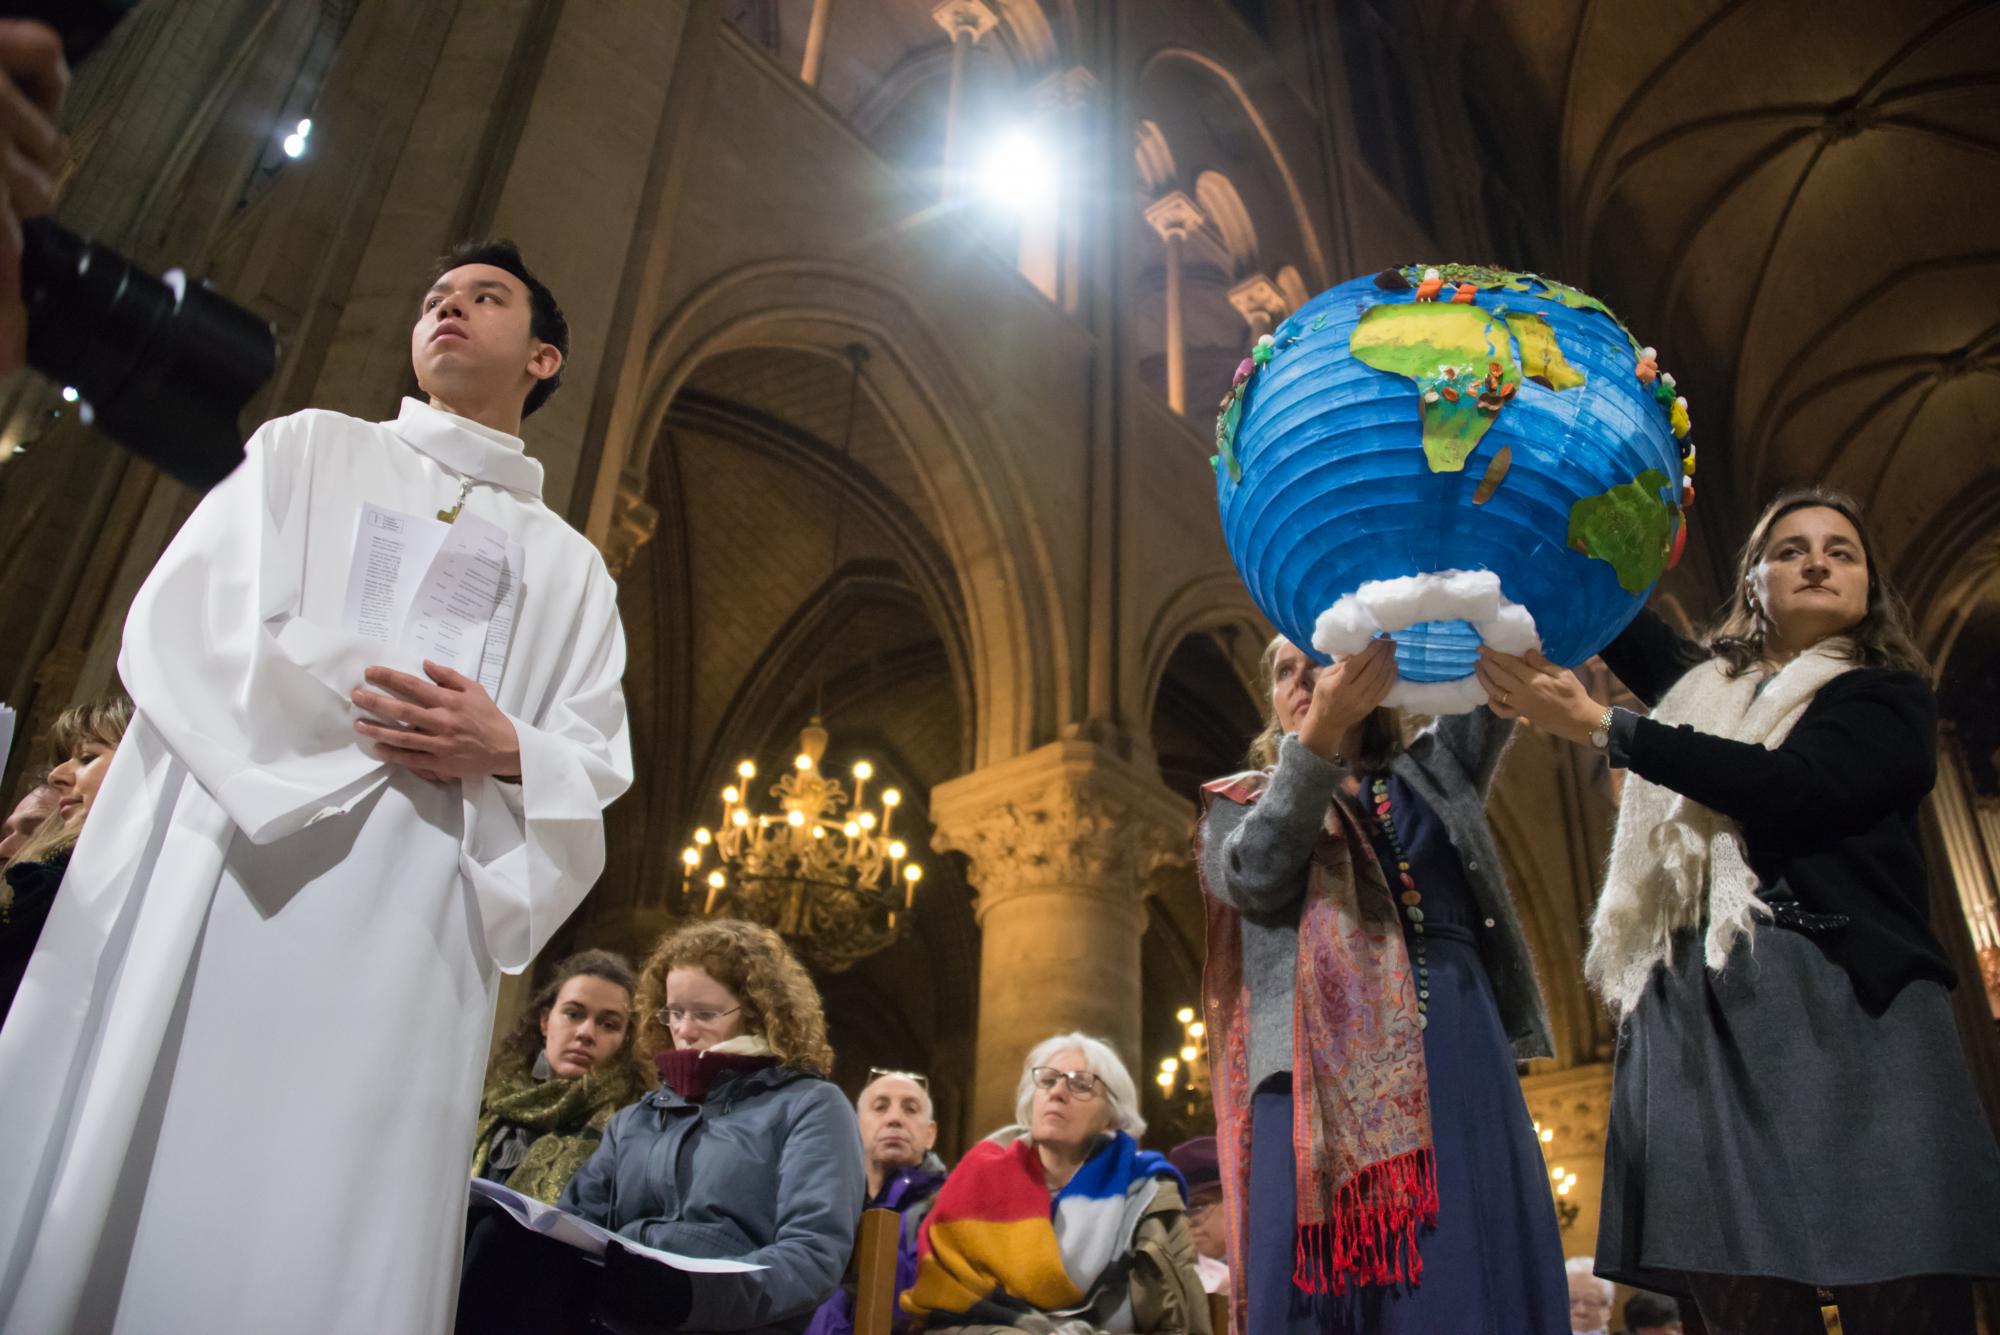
[600,473,659,578]
[1143,190,1205,243]
[931,0,998,43]
[1031,64,1097,116]
[930,740,1191,918]
[1227,273,1288,332]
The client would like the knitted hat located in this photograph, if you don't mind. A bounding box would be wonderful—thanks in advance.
[1168,1136,1221,1197]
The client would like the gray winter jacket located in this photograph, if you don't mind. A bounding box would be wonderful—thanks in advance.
[560,1064,866,1334]
[1200,708,1555,1089]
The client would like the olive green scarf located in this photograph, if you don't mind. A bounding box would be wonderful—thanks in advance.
[469,1058,644,1204]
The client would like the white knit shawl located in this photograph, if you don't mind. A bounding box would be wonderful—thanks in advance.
[1585,641,1856,1017]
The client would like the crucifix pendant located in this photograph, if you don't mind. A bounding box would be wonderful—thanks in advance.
[437,477,472,523]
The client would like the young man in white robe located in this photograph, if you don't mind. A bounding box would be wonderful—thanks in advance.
[0,240,634,1334]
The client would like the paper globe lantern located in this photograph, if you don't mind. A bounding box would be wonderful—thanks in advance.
[1213,264,1696,712]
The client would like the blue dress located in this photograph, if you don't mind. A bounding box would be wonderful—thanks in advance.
[1245,774,1569,1335]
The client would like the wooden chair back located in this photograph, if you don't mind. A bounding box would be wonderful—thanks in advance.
[851,1207,901,1335]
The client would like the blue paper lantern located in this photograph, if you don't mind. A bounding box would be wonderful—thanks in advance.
[1214,264,1695,713]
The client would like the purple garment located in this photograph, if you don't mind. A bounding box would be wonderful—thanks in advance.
[803,1156,946,1335]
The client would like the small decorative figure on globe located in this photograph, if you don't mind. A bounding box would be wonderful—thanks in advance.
[1213,263,1693,712]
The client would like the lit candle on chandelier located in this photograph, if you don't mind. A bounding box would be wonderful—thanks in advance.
[902,862,922,909]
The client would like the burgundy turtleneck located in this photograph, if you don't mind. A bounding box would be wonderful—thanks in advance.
[654,1046,780,1103]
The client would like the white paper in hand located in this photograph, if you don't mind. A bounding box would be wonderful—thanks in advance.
[402,511,515,681]
[342,504,449,647]
[466,1178,766,1273]
[343,504,524,692]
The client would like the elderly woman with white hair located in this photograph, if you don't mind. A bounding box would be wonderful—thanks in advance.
[1564,1257,1613,1335]
[903,1032,1211,1335]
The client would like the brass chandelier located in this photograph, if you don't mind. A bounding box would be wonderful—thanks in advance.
[1155,1005,1211,1117]
[677,720,923,972]
[675,344,926,973]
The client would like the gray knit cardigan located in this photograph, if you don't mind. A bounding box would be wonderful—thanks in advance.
[1199,707,1555,1089]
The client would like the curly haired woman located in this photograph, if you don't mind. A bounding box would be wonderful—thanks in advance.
[469,949,645,1204]
[457,918,863,1335]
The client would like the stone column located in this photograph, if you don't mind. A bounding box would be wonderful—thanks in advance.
[1023,65,1096,309]
[1143,191,1205,415]
[932,0,998,201]
[931,740,1191,1133]
[800,0,835,88]
[1227,272,1288,341]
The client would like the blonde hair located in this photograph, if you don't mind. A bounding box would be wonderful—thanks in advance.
[6,695,132,872]
[633,918,834,1073]
[1246,634,1405,772]
[1012,1031,1145,1140]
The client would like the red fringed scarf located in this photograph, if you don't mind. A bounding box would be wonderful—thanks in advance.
[1196,769,1438,1332]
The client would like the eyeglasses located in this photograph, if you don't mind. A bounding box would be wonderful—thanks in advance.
[653,1005,741,1028]
[867,1067,930,1090]
[1030,1066,1103,1099]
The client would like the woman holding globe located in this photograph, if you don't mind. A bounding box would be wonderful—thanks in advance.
[1196,633,1569,1335]
[1479,487,2000,1335]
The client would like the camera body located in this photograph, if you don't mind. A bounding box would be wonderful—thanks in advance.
[10,0,280,490]
[23,220,278,489]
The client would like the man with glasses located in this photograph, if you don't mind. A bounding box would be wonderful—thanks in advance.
[806,1069,948,1335]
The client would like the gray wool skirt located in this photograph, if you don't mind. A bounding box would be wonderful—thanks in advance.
[1595,926,2000,1293]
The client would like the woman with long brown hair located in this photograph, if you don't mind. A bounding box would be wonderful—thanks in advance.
[1198,635,1566,1335]
[1479,487,2000,1335]
[470,948,644,1204]
[2,695,132,1022]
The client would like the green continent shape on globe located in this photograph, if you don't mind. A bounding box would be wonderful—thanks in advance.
[1398,263,1646,355]
[1504,313,1587,390]
[1568,470,1678,593]
[1350,303,1521,472]
[1399,262,1536,292]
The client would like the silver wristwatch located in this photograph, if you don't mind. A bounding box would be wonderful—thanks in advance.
[1589,705,1615,750]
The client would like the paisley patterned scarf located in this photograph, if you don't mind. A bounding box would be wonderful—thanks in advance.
[469,1057,643,1204]
[1197,769,1437,1328]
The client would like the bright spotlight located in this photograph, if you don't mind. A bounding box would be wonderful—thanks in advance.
[282,134,305,159]
[978,131,1056,214]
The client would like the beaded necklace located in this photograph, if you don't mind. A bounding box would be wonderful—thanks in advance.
[1370,776,1429,1029]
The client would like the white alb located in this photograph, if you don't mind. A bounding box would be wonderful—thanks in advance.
[0,399,633,1333]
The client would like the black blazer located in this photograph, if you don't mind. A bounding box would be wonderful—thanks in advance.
[1601,609,1954,1011]
[1,849,69,1025]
